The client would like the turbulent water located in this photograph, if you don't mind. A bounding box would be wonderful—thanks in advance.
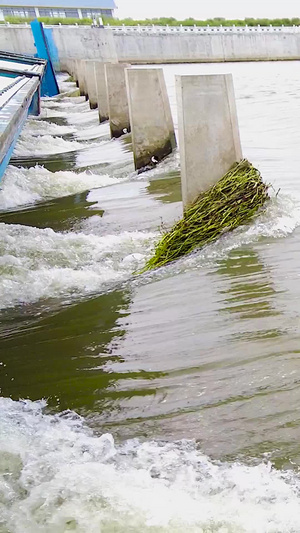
[2,65,300,531]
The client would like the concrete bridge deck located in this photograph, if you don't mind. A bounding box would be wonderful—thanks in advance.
[0,54,46,182]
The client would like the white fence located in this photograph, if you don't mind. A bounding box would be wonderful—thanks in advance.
[108,25,300,35]
[4,23,300,35]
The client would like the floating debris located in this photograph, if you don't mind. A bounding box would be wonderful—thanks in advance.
[142,159,269,271]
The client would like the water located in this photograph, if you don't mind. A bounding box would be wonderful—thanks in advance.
[1,64,300,531]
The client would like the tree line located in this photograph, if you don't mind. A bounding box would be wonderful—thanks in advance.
[3,16,300,26]
[107,17,300,27]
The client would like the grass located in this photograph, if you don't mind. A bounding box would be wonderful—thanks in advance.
[3,16,94,25]
[142,160,269,272]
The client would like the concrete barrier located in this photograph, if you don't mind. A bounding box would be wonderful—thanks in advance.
[66,58,77,81]
[68,59,76,79]
[114,31,300,63]
[176,74,242,208]
[75,59,87,96]
[126,68,176,170]
[2,26,300,65]
[94,62,109,123]
[62,58,74,77]
[105,63,131,138]
[84,60,98,109]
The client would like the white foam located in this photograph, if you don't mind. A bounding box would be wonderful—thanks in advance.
[75,122,111,141]
[22,118,76,137]
[42,100,90,112]
[1,397,300,533]
[0,166,121,210]
[13,134,85,157]
[0,224,155,309]
[66,108,99,125]
[39,106,99,125]
[1,194,299,309]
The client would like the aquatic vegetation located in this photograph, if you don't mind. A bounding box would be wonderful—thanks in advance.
[143,159,269,271]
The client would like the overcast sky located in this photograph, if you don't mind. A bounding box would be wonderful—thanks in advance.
[116,0,300,20]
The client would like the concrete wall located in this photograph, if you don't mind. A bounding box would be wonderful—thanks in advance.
[52,27,118,67]
[0,26,117,70]
[0,26,35,56]
[114,32,300,63]
[1,26,300,65]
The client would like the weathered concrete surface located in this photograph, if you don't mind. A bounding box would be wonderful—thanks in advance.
[0,26,117,70]
[105,63,131,138]
[67,58,76,79]
[1,26,300,65]
[76,59,87,97]
[126,68,176,170]
[94,61,109,123]
[84,60,98,109]
[114,31,300,63]
[0,26,35,56]
[51,26,118,67]
[176,74,242,208]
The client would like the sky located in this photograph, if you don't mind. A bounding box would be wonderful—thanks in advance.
[116,0,300,20]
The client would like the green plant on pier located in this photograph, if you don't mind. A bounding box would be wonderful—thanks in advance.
[142,160,269,272]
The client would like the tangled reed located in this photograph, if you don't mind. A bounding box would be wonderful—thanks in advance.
[143,159,269,272]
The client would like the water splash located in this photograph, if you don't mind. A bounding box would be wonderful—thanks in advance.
[13,134,86,157]
[22,118,76,137]
[0,165,121,210]
[1,397,300,533]
[0,223,155,309]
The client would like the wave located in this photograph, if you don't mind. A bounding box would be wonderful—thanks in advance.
[13,134,86,157]
[0,223,155,309]
[1,397,300,533]
[1,192,299,309]
[0,165,121,210]
[22,119,76,137]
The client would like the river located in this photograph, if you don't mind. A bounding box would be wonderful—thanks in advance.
[1,61,300,532]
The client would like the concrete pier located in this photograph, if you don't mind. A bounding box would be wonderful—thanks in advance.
[64,58,75,79]
[84,60,98,109]
[125,68,176,170]
[176,74,242,208]
[105,63,131,138]
[94,61,109,123]
[75,59,87,97]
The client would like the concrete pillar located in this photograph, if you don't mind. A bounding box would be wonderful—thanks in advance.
[68,59,75,78]
[70,59,76,79]
[84,60,98,109]
[105,63,131,138]
[65,58,74,77]
[176,74,242,208]
[125,68,176,170]
[94,61,109,123]
[76,59,87,97]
